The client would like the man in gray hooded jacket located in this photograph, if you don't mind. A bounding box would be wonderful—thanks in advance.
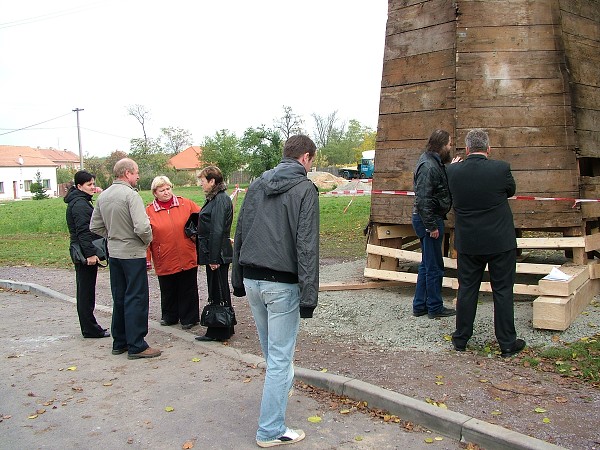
[232,134,319,447]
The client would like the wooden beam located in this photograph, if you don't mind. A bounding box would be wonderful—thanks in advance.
[363,268,539,295]
[533,279,600,331]
[319,281,405,292]
[366,244,559,274]
[538,265,589,296]
[516,237,585,249]
[376,224,416,240]
[585,232,600,251]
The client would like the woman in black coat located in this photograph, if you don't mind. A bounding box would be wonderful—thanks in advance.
[65,171,109,338]
[195,166,235,342]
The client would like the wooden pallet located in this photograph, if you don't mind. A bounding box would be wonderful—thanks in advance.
[365,224,600,331]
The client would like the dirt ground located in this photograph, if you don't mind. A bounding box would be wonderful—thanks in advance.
[1,260,599,450]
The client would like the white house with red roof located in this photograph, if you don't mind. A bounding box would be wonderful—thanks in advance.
[0,146,79,200]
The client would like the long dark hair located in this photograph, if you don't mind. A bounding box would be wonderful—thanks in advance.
[425,130,450,154]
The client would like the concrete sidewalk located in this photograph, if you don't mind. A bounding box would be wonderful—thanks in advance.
[0,280,564,450]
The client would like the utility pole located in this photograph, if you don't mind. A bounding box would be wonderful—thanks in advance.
[72,108,84,169]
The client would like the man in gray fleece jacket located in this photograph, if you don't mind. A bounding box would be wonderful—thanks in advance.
[232,135,319,447]
[90,158,160,360]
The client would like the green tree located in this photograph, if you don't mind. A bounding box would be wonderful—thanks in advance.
[201,130,244,181]
[161,126,193,155]
[56,167,76,184]
[241,126,283,178]
[274,105,304,141]
[103,150,128,186]
[31,170,49,200]
[84,156,110,189]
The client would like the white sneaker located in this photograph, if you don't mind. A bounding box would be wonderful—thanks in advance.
[257,428,305,447]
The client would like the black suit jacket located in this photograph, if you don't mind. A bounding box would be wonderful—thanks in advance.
[446,154,516,255]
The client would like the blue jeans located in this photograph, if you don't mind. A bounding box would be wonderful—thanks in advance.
[244,278,300,441]
[109,257,150,355]
[412,214,445,314]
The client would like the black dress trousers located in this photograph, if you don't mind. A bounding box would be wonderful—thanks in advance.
[74,262,104,338]
[453,249,518,349]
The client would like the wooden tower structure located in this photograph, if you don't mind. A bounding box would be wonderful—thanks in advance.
[367,0,600,330]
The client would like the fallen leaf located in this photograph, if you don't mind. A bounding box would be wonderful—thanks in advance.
[437,403,448,409]
[36,409,46,415]
[443,335,452,341]
[320,368,328,373]
[479,379,488,383]
[555,396,568,403]
[551,335,560,343]
[491,410,502,416]
[354,436,363,441]
[103,382,113,387]
[424,437,434,443]
[340,409,351,414]
[28,414,38,419]
[72,387,83,392]
[182,440,194,449]
[2,415,12,420]
[542,417,551,424]
[191,358,201,363]
[165,406,175,412]
[435,381,444,385]
[534,407,547,413]
[434,437,444,441]
[67,366,77,371]
[243,378,252,383]
[307,416,322,423]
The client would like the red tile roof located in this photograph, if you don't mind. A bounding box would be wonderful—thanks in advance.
[38,148,79,164]
[169,146,202,170]
[0,145,58,167]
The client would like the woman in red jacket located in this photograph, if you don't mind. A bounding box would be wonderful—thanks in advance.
[146,176,201,330]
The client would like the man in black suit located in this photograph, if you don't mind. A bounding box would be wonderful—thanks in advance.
[446,129,525,358]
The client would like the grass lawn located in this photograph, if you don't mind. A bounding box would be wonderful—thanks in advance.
[0,186,371,267]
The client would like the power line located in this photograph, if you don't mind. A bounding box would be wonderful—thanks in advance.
[0,112,73,136]
[0,1,112,30]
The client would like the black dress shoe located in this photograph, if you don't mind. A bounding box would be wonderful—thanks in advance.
[160,319,177,326]
[413,310,428,317]
[181,322,198,330]
[194,335,224,342]
[84,330,110,338]
[428,307,457,319]
[501,339,526,358]
[451,338,466,352]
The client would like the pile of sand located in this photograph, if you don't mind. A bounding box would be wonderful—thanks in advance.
[307,171,348,189]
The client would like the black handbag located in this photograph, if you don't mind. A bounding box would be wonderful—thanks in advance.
[69,242,87,265]
[184,212,199,238]
[92,238,108,261]
[200,303,237,328]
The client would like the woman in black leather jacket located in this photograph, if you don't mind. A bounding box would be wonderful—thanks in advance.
[65,170,109,338]
[195,166,234,342]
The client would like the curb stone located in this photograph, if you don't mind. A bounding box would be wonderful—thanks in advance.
[0,279,566,450]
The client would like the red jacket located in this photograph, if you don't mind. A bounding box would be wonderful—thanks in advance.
[146,196,201,276]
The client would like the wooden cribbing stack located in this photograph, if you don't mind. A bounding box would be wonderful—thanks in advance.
[364,224,600,331]
[364,0,600,331]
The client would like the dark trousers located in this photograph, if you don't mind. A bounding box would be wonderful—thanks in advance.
[158,267,200,326]
[452,249,517,350]
[412,214,445,314]
[74,262,104,337]
[109,257,150,355]
[204,264,234,340]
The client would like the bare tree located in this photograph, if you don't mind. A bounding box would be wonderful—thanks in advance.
[312,111,343,148]
[274,105,304,140]
[160,127,193,154]
[127,104,151,144]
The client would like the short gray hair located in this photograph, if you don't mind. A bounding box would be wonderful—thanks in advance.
[151,175,173,193]
[465,129,490,152]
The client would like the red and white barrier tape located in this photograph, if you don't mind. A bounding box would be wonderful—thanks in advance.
[323,189,600,206]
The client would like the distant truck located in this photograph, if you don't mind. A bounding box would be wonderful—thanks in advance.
[339,150,375,179]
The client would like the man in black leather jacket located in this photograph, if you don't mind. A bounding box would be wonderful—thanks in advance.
[412,129,456,319]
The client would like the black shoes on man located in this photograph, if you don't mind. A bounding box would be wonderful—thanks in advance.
[500,338,526,358]
[451,338,526,357]
[413,306,457,319]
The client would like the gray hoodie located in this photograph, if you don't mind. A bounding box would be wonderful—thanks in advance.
[232,157,319,318]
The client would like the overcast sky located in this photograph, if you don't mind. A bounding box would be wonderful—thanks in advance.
[0,0,387,157]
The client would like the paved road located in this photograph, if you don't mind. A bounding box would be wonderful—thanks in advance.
[0,288,460,449]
